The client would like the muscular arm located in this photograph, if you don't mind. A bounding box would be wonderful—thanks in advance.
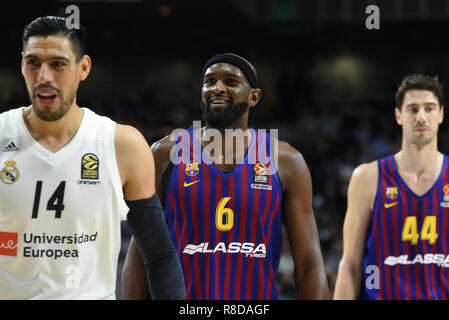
[277,142,329,299]
[121,135,174,299]
[115,125,156,200]
[333,162,377,299]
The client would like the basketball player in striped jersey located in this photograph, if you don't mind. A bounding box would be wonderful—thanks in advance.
[334,74,449,299]
[0,16,185,299]
[122,53,329,299]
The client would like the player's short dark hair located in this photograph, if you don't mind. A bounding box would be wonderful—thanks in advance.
[22,16,87,62]
[395,74,444,109]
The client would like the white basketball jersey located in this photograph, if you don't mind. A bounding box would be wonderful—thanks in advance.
[0,107,129,299]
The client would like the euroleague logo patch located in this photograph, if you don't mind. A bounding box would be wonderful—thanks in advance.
[251,163,272,191]
[0,159,19,184]
[81,153,99,180]
[441,184,449,208]
[253,163,268,183]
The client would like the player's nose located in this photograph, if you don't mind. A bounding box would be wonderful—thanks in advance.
[36,63,54,84]
[211,79,226,94]
[416,107,427,123]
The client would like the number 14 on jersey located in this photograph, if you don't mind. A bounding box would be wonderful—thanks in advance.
[32,181,66,219]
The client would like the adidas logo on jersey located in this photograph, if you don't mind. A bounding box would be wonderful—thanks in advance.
[2,141,18,152]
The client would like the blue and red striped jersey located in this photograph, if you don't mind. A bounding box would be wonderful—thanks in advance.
[360,154,449,299]
[164,127,283,300]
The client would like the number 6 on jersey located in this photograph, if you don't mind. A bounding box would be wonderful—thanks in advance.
[216,197,234,231]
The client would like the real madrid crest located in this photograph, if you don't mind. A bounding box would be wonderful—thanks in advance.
[0,159,19,184]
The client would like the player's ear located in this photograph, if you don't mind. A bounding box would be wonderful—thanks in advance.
[78,54,91,81]
[21,52,25,76]
[395,107,403,126]
[248,88,262,108]
[439,105,444,124]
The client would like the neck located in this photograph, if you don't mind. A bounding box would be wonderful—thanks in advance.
[205,117,249,134]
[200,124,252,166]
[22,103,84,151]
[395,138,441,175]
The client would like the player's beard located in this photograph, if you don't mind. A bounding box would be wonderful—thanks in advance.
[200,98,249,129]
[406,122,439,147]
[30,84,75,122]
[410,129,436,146]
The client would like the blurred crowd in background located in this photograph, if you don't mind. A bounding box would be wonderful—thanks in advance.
[2,0,449,299]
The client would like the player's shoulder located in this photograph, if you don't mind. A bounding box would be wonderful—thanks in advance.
[274,140,310,191]
[150,134,176,173]
[0,107,21,121]
[352,160,378,178]
[114,124,151,155]
[276,139,307,168]
[150,134,176,155]
[115,123,145,140]
[349,160,379,189]
[0,108,23,137]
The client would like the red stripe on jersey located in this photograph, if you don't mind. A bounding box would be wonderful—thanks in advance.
[177,162,192,299]
[244,180,260,299]
[169,188,181,257]
[234,163,248,300]
[371,160,380,299]
[265,194,280,299]
[386,158,401,299]
[380,160,393,299]
[243,135,259,300]
[257,176,272,300]
[203,164,211,299]
[440,167,449,300]
[411,196,424,300]
[214,174,224,299]
[223,175,236,299]
[430,187,439,299]
[190,172,202,299]
[398,181,411,299]
[421,196,432,299]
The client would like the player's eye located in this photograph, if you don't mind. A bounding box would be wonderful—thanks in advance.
[26,59,40,67]
[225,79,238,86]
[204,78,216,85]
[51,61,66,69]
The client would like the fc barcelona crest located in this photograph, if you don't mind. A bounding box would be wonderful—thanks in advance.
[386,186,398,200]
[185,163,199,177]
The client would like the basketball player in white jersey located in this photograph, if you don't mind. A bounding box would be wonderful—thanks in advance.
[0,16,185,299]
